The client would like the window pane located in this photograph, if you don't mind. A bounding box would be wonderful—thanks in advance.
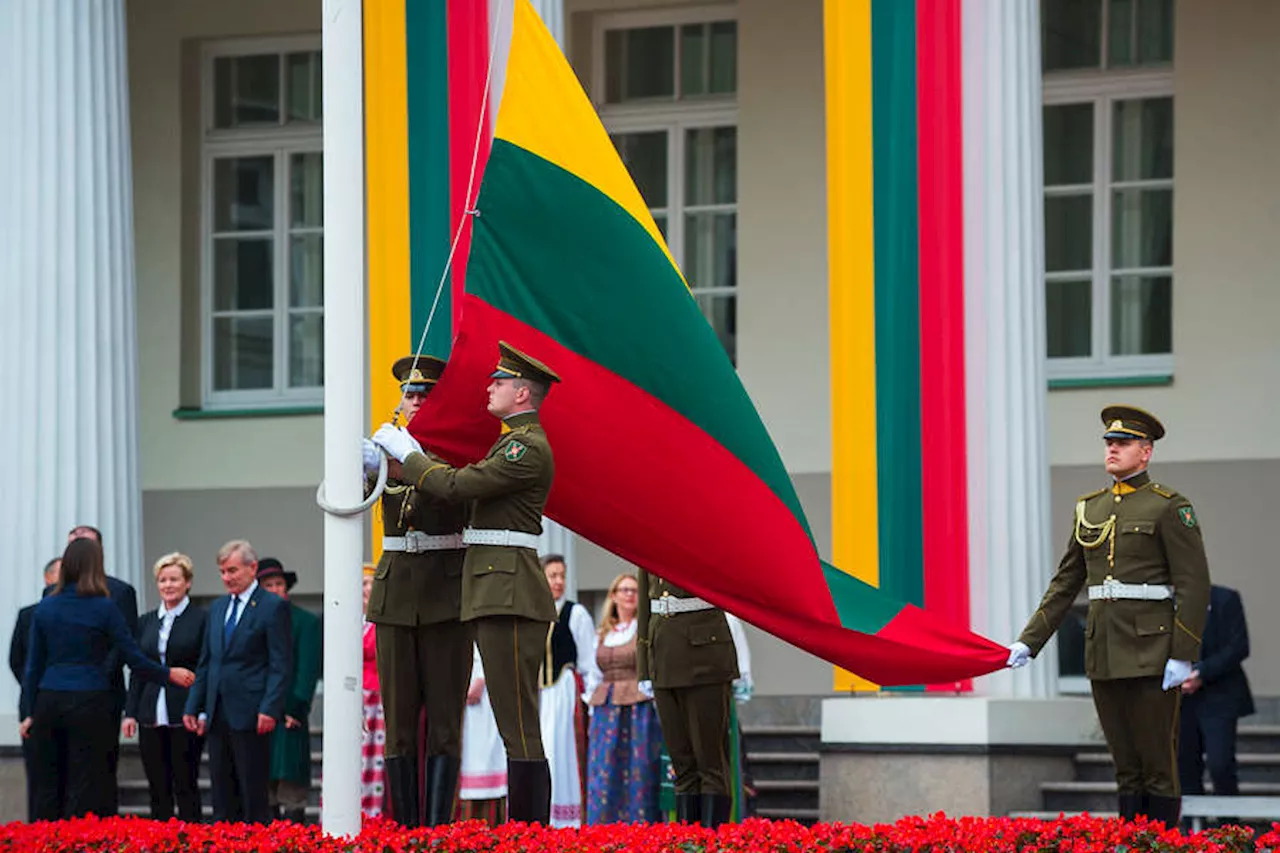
[684,211,736,292]
[1112,188,1172,268]
[213,238,273,311]
[685,127,736,206]
[291,153,324,227]
[1046,278,1092,358]
[286,51,323,122]
[213,55,280,128]
[214,156,274,232]
[653,214,667,240]
[213,316,273,390]
[604,27,674,103]
[695,292,736,363]
[1107,0,1135,67]
[612,131,668,208]
[680,24,707,97]
[1113,97,1173,181]
[289,313,324,387]
[709,21,737,94]
[1137,0,1174,64]
[290,235,323,308]
[1042,0,1102,72]
[1043,104,1093,186]
[1045,195,1092,273]
[1111,274,1171,355]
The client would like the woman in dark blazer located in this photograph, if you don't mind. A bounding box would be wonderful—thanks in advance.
[123,552,209,822]
[20,538,195,820]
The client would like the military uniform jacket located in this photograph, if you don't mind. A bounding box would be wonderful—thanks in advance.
[365,469,467,627]
[403,411,556,623]
[1018,470,1210,680]
[636,568,739,690]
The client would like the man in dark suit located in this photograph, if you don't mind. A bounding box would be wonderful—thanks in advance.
[8,557,60,822]
[1179,584,1254,803]
[65,525,139,815]
[183,540,292,824]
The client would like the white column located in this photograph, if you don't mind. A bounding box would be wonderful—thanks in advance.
[962,0,1056,698]
[526,0,578,598]
[0,0,144,723]
[320,0,366,836]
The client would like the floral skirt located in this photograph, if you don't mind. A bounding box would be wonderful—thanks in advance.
[361,688,387,818]
[586,694,662,824]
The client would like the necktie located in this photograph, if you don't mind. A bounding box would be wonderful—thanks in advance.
[223,595,240,646]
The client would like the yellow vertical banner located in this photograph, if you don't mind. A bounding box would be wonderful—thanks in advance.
[825,0,880,692]
[364,1,412,562]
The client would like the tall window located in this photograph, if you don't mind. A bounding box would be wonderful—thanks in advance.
[202,38,324,408]
[1042,0,1174,382]
[595,9,739,362]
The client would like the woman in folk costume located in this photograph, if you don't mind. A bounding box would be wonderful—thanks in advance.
[453,643,508,826]
[586,573,664,823]
[361,566,388,819]
[537,555,599,827]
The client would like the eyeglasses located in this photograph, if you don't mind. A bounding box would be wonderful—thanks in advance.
[616,587,638,595]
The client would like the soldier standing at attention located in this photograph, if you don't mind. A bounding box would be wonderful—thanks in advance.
[637,569,739,827]
[363,356,470,826]
[1007,405,1211,828]
[372,342,559,824]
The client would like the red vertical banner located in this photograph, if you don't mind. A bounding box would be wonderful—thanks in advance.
[915,0,971,691]
[447,0,494,326]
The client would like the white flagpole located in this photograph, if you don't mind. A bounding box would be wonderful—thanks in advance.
[321,0,366,837]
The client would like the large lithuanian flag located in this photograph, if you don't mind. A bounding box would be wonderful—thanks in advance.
[412,0,1007,686]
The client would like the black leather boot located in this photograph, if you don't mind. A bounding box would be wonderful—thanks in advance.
[424,755,461,827]
[385,756,420,827]
[1117,793,1142,821]
[675,792,701,823]
[507,759,551,824]
[699,793,732,828]
[1145,795,1182,830]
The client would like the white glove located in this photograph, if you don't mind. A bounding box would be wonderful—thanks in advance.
[361,439,382,476]
[637,679,654,699]
[1162,658,1193,691]
[1006,641,1031,669]
[371,424,422,463]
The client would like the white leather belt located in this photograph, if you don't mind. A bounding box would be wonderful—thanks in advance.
[1087,579,1174,602]
[382,532,464,553]
[650,596,715,616]
[462,528,541,550]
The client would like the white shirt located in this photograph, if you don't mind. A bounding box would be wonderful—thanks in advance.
[154,596,191,727]
[555,597,603,698]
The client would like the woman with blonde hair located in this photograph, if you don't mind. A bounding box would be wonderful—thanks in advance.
[123,552,208,821]
[585,572,663,823]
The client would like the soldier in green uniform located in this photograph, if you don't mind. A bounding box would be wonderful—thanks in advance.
[637,569,739,827]
[1007,405,1211,827]
[363,355,471,826]
[372,341,559,824]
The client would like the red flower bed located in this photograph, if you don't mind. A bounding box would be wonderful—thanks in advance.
[0,814,1274,853]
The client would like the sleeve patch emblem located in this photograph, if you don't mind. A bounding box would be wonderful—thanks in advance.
[504,441,528,462]
[1179,506,1197,528]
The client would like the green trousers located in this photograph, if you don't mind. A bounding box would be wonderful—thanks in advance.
[474,616,551,761]
[653,681,732,795]
[1091,675,1182,797]
[375,619,473,759]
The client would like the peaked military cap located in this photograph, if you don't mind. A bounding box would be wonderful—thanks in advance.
[490,341,561,386]
[1101,404,1165,441]
[392,355,446,393]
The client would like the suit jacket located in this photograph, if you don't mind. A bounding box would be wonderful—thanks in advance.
[43,575,138,699]
[125,604,208,725]
[8,604,36,690]
[185,586,292,731]
[636,568,739,690]
[1018,471,1211,680]
[404,411,557,623]
[1192,584,1254,719]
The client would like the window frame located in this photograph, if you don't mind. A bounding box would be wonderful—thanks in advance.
[592,6,739,359]
[1043,67,1175,382]
[199,36,324,410]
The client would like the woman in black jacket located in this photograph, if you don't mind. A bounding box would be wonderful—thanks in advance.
[123,552,208,822]
[20,539,195,819]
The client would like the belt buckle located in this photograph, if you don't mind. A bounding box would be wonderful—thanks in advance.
[1101,578,1121,601]
[405,531,426,552]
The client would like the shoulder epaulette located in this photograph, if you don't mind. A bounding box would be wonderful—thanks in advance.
[1078,487,1108,501]
[1150,484,1178,499]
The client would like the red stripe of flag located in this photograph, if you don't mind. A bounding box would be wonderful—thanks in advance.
[446,0,492,328]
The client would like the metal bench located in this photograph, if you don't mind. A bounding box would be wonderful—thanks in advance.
[1181,795,1280,831]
